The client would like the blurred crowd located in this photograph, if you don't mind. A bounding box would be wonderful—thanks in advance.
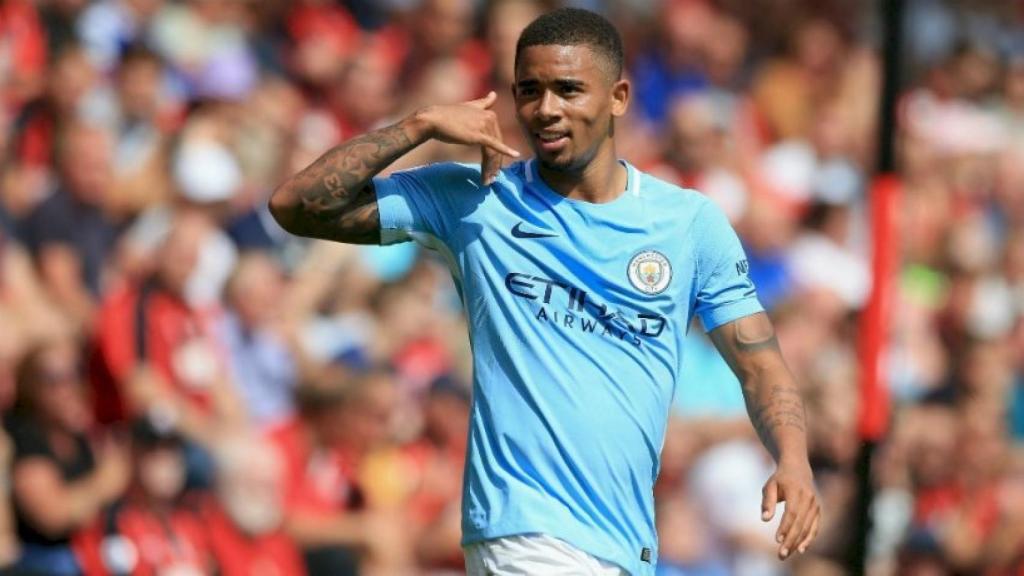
[0,0,1023,574]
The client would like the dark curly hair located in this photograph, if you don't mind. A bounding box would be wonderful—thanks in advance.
[514,8,624,80]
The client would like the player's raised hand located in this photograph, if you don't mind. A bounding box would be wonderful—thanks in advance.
[416,91,520,186]
[761,460,821,560]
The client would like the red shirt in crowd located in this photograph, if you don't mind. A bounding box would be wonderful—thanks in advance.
[399,439,463,528]
[266,418,362,519]
[286,2,361,65]
[91,281,226,424]
[914,482,1002,539]
[198,496,305,576]
[398,438,465,571]
[75,495,305,576]
[0,0,46,113]
[75,500,212,576]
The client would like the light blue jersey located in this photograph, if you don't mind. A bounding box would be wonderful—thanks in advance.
[374,159,762,575]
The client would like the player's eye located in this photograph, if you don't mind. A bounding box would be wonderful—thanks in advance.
[518,86,538,97]
[557,84,583,97]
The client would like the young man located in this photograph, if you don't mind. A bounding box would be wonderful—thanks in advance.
[269,8,820,575]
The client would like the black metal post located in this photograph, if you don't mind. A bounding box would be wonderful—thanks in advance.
[848,1,905,574]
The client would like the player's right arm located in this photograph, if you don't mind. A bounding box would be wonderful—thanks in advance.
[268,92,518,244]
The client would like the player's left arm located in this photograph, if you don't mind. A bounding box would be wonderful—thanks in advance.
[709,311,821,560]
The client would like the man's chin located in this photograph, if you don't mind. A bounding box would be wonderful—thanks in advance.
[536,153,577,173]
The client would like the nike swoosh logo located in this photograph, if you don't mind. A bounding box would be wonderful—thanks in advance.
[511,222,558,239]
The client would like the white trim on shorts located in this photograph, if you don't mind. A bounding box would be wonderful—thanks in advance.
[463,534,629,576]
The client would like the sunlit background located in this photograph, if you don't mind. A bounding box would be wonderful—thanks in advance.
[0,0,1022,575]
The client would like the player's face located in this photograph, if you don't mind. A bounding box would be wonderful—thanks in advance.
[513,44,629,173]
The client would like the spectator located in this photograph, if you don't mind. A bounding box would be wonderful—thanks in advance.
[77,0,166,73]
[38,0,90,56]
[398,0,490,96]
[9,43,104,168]
[118,112,242,305]
[284,0,362,88]
[105,45,178,220]
[75,416,212,575]
[91,210,243,473]
[222,251,298,429]
[225,78,308,258]
[398,375,471,571]
[0,231,74,400]
[750,17,848,143]
[0,1,1021,574]
[270,370,407,575]
[631,0,712,124]
[656,491,730,576]
[326,43,400,142]
[6,338,129,575]
[147,0,258,102]
[200,435,305,576]
[689,439,784,576]
[17,120,120,332]
[650,94,749,222]
[736,197,798,310]
[484,0,545,91]
[0,0,48,113]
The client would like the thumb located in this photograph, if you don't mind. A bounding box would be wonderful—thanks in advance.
[467,91,498,109]
[762,478,779,522]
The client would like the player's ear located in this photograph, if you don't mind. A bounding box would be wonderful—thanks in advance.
[610,78,630,118]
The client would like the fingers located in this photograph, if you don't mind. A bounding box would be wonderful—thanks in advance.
[796,506,821,555]
[761,479,778,522]
[479,120,518,186]
[777,491,815,560]
[467,92,520,157]
[481,146,502,186]
[779,504,804,559]
[480,135,520,159]
[440,92,522,179]
[774,499,797,558]
[467,91,498,110]
[480,138,518,185]
[462,92,521,185]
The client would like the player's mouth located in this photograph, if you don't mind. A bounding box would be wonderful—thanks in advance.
[535,130,570,153]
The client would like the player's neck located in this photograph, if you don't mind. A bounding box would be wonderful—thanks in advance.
[537,143,627,204]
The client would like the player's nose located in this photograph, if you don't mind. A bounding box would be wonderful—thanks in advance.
[536,90,561,120]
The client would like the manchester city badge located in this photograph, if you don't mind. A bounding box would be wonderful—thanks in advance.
[627,250,672,295]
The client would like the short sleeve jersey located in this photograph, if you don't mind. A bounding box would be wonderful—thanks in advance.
[374,159,762,575]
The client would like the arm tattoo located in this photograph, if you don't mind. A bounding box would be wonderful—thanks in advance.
[711,313,808,459]
[745,383,807,457]
[275,122,416,244]
[734,314,781,353]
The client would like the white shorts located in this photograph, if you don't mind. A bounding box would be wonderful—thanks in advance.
[463,534,629,576]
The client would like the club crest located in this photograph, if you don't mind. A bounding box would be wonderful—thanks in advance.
[627,250,672,295]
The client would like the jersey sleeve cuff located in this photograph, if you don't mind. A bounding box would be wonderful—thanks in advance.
[699,297,764,333]
[373,176,413,245]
